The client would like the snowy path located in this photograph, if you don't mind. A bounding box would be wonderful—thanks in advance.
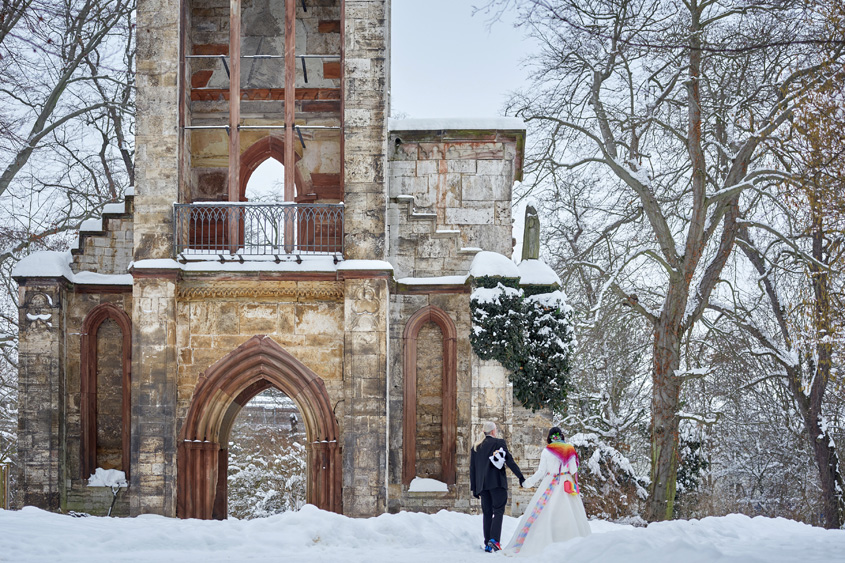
[1,506,843,562]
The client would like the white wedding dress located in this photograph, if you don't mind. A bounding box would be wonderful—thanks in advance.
[504,445,591,556]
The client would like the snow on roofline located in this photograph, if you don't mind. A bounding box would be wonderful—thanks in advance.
[396,275,469,286]
[518,259,562,286]
[12,251,133,285]
[388,117,526,132]
[130,257,394,274]
[469,251,520,278]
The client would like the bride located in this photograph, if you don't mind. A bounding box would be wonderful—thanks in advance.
[504,427,591,555]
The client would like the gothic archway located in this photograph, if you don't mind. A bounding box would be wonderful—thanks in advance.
[239,137,305,201]
[177,335,341,519]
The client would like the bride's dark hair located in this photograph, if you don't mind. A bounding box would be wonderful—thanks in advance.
[547,426,564,444]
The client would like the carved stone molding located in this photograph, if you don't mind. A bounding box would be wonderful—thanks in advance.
[176,281,344,301]
[24,291,57,328]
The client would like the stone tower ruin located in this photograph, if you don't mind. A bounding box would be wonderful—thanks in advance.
[13,0,551,519]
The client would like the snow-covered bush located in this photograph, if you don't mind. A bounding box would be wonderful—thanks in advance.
[469,275,524,371]
[470,275,575,412]
[569,432,648,521]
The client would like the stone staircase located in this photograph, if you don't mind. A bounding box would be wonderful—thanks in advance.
[388,194,479,279]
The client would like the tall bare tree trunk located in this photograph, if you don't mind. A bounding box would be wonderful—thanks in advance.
[646,316,683,521]
[803,208,845,529]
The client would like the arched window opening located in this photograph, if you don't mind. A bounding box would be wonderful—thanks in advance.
[227,387,307,519]
[244,157,286,203]
[402,306,457,487]
[80,303,131,480]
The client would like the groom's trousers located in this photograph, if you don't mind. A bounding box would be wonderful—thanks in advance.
[479,487,509,543]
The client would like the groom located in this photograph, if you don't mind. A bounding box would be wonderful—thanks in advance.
[470,421,525,552]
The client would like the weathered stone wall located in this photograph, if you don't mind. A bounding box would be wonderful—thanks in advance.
[133,0,181,517]
[135,0,180,260]
[387,291,473,514]
[130,277,178,516]
[63,291,133,516]
[71,204,134,276]
[15,282,66,510]
[173,278,345,426]
[341,276,389,516]
[509,405,554,516]
[386,128,523,279]
[96,319,124,469]
[343,0,389,260]
[415,322,443,479]
[66,486,130,517]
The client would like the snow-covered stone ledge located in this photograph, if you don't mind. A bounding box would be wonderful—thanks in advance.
[87,468,127,489]
[389,117,526,132]
[130,257,395,275]
[12,251,133,285]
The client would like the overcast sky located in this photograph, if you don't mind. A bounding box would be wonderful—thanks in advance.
[390,1,535,119]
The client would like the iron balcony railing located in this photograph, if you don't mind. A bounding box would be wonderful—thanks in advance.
[173,202,344,258]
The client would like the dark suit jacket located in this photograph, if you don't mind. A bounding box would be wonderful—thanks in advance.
[470,435,524,496]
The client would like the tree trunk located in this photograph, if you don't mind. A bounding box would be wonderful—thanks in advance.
[804,206,845,529]
[645,314,682,521]
[803,408,845,528]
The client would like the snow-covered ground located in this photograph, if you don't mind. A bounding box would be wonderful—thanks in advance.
[1,506,843,562]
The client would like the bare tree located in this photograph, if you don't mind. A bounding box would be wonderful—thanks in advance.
[708,39,845,526]
[0,0,135,469]
[483,0,843,520]
[0,0,135,232]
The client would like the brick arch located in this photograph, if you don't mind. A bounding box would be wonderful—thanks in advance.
[80,303,132,480]
[238,136,304,201]
[177,335,341,519]
[402,306,457,486]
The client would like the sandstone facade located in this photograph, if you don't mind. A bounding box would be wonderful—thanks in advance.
[14,0,551,520]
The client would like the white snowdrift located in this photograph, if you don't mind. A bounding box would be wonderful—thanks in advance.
[0,506,842,563]
[469,251,520,279]
[87,468,127,488]
[407,477,448,492]
[517,259,561,286]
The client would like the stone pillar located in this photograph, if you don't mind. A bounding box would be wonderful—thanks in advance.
[16,282,66,510]
[343,0,390,260]
[130,276,178,516]
[132,0,181,516]
[342,276,389,516]
[135,0,181,261]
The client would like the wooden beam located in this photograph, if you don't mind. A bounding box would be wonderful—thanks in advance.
[284,0,296,252]
[228,0,241,203]
[284,0,296,203]
[228,0,241,253]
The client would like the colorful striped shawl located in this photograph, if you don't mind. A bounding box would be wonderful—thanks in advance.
[546,442,578,468]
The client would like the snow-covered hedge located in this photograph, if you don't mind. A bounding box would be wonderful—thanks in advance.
[470,274,575,412]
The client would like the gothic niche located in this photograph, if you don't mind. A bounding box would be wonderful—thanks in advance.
[80,304,131,479]
[402,306,457,486]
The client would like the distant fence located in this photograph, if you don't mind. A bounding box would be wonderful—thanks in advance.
[0,463,9,509]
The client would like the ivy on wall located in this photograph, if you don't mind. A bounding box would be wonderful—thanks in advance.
[470,275,575,412]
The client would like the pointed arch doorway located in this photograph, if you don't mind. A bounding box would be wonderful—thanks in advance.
[177,335,341,519]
